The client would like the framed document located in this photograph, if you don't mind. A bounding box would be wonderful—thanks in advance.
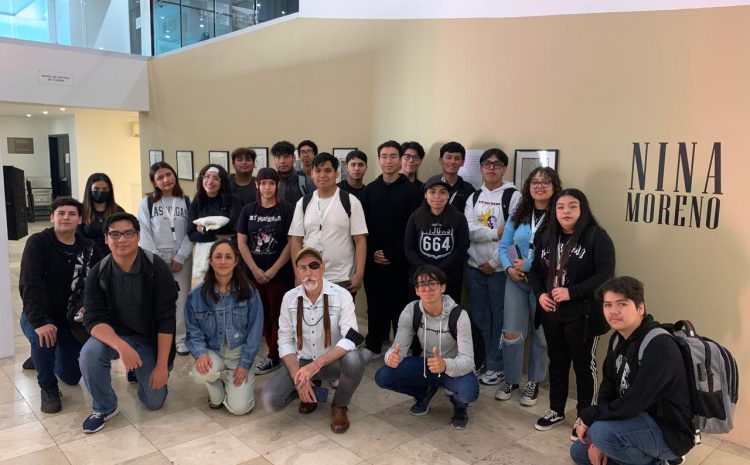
[332,147,357,182]
[251,147,268,176]
[514,149,559,187]
[209,150,229,171]
[176,150,194,180]
[148,150,163,166]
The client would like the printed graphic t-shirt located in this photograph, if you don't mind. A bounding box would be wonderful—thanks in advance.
[237,201,294,283]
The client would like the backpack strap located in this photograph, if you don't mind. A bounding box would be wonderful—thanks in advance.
[301,192,314,215]
[411,301,422,335]
[339,189,351,218]
[298,172,308,196]
[637,327,671,362]
[184,195,191,211]
[501,188,517,221]
[447,306,463,341]
[297,296,304,351]
[147,195,154,219]
[471,190,481,209]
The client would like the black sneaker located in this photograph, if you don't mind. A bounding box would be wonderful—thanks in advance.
[82,407,119,434]
[519,381,540,406]
[40,386,62,413]
[22,357,35,370]
[535,409,565,431]
[255,357,280,375]
[127,369,137,384]
[494,382,519,401]
[409,385,439,416]
[667,457,686,465]
[451,406,469,429]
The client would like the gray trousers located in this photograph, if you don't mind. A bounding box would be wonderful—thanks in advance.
[261,350,364,411]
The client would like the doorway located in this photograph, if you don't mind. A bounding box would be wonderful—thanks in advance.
[48,134,71,198]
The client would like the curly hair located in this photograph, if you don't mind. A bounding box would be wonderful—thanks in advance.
[510,167,563,227]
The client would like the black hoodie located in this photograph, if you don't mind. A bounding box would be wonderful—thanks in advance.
[580,315,695,457]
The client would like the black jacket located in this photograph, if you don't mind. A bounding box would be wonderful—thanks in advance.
[580,315,695,456]
[363,174,421,268]
[529,225,616,323]
[83,248,178,363]
[20,228,101,328]
[187,193,243,242]
[447,176,476,214]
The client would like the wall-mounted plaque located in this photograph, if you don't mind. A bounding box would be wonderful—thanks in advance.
[7,137,34,154]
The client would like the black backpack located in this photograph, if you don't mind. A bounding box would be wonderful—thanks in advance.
[470,187,517,221]
[302,189,351,218]
[412,300,485,369]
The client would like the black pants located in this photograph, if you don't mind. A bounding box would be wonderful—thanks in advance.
[363,262,411,353]
[542,316,600,416]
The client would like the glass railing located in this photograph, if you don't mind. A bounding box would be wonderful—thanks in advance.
[0,0,299,56]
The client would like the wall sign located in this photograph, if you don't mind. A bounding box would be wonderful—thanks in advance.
[7,137,34,154]
[626,142,722,229]
[38,71,74,86]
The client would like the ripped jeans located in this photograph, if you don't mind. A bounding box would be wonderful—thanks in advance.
[501,279,548,385]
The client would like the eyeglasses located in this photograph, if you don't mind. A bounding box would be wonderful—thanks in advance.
[403,154,421,161]
[297,261,321,271]
[299,149,314,155]
[106,229,137,240]
[481,161,505,169]
[530,180,552,187]
[415,280,440,291]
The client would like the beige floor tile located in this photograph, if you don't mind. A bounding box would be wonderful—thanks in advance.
[516,427,576,458]
[263,434,361,465]
[136,407,224,449]
[237,458,273,465]
[0,446,70,465]
[0,421,56,462]
[0,381,22,404]
[682,441,720,464]
[161,430,259,465]
[25,385,93,420]
[421,422,515,463]
[369,438,470,465]
[59,425,157,465]
[373,397,451,437]
[0,399,37,429]
[114,452,173,465]
[349,378,412,414]
[702,448,750,465]
[321,409,416,460]
[719,441,750,460]
[229,410,317,455]
[474,442,570,465]
[42,408,131,445]
[470,394,541,440]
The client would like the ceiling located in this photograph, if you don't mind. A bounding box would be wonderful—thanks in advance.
[0,101,74,118]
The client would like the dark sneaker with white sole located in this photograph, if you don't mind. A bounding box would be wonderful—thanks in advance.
[82,407,119,433]
[535,409,565,431]
[519,381,539,406]
[409,385,439,416]
[494,382,519,400]
[40,386,62,413]
[255,357,280,375]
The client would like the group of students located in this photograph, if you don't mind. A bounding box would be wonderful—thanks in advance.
[18,138,695,465]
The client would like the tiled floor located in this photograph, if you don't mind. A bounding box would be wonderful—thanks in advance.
[2,222,748,465]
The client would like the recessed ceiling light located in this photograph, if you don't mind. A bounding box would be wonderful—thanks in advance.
[60,107,66,111]
[26,114,31,118]
[42,111,49,115]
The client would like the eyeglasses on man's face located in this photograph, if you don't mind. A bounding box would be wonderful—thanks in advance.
[415,280,440,291]
[481,161,505,169]
[106,229,138,240]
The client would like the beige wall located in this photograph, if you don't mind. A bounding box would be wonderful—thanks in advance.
[75,110,142,215]
[140,7,750,446]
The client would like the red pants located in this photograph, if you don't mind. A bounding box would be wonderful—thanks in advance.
[254,280,293,360]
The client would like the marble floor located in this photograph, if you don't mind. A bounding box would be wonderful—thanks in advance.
[1,222,748,465]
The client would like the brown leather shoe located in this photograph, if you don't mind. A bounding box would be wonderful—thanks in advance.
[330,401,350,434]
[298,401,317,415]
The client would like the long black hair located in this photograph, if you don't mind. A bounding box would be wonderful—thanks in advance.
[82,173,119,224]
[510,167,562,227]
[544,188,601,290]
[194,164,231,210]
[148,162,184,202]
[201,239,254,303]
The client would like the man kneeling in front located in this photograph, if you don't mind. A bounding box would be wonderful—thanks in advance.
[261,247,364,433]
[375,265,479,429]
[571,276,694,465]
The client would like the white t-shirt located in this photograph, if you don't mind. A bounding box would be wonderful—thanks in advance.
[289,188,368,282]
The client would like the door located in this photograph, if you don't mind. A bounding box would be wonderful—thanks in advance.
[48,134,71,198]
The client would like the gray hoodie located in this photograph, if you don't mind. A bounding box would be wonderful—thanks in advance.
[137,195,193,265]
[384,294,475,378]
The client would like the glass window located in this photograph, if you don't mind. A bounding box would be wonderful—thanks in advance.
[154,1,181,55]
[0,0,50,43]
[181,6,213,47]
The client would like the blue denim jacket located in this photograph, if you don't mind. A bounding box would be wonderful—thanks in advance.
[184,283,264,369]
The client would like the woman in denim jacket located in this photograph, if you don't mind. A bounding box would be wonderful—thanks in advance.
[185,239,264,415]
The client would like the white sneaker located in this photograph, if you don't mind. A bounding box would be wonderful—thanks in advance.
[478,370,504,386]
[176,343,189,355]
[360,348,381,363]
[330,379,340,389]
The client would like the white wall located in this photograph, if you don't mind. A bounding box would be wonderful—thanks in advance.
[0,37,149,111]
[0,116,53,181]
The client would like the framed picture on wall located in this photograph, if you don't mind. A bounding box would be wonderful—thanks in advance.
[514,149,559,187]
[333,147,357,182]
[148,150,163,166]
[209,150,229,171]
[176,150,194,180]
[251,147,268,176]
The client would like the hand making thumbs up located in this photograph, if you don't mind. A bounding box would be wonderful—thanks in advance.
[427,346,446,374]
[386,344,401,368]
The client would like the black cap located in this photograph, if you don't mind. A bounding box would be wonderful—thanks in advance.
[423,175,451,191]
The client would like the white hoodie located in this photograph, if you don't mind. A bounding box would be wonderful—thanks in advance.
[464,181,520,270]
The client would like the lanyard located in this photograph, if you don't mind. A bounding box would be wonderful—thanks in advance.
[315,191,336,232]
[161,197,177,243]
[529,211,545,244]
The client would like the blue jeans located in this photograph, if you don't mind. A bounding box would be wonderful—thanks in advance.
[20,313,83,389]
[467,268,505,371]
[501,279,548,385]
[79,335,170,413]
[570,412,680,465]
[375,356,479,408]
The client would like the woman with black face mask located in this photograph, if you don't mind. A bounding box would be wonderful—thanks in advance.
[78,173,124,256]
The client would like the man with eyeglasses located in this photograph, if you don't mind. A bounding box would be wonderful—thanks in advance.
[297,140,318,177]
[261,247,365,434]
[375,265,478,429]
[400,141,425,190]
[361,140,421,362]
[79,212,177,433]
[465,148,520,386]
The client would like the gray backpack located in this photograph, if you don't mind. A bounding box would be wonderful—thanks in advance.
[614,320,738,443]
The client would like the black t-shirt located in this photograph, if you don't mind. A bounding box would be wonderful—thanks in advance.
[337,180,366,204]
[237,201,294,283]
[229,174,257,206]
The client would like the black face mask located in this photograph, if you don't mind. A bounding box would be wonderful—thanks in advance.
[91,191,110,203]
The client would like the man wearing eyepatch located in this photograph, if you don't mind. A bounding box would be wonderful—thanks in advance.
[261,247,365,434]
